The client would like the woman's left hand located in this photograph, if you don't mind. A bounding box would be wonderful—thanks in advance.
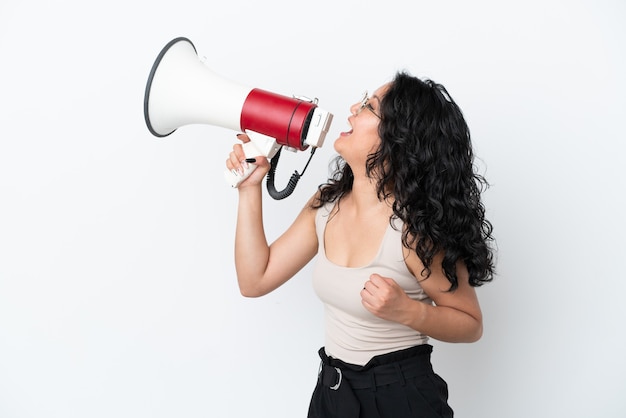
[361,274,417,324]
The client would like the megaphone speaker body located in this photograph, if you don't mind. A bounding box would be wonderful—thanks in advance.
[144,37,332,152]
[144,38,249,137]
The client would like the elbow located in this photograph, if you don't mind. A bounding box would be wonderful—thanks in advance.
[238,281,269,298]
[453,317,483,343]
[467,321,483,343]
[236,273,263,298]
[239,286,265,298]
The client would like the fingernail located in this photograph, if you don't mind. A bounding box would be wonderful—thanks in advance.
[245,158,256,163]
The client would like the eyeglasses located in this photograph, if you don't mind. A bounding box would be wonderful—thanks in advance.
[356,91,381,119]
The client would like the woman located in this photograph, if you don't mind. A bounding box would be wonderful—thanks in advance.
[226,71,495,417]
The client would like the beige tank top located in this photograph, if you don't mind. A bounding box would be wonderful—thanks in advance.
[313,201,432,366]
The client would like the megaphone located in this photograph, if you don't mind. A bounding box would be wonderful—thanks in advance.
[143,37,334,199]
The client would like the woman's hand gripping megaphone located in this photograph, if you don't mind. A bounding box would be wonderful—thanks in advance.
[225,133,272,188]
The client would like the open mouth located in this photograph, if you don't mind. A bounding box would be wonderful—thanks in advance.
[341,121,354,136]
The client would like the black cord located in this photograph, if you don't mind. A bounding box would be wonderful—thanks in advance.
[266,147,317,200]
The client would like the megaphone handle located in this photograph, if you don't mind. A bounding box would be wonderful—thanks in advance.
[223,141,264,188]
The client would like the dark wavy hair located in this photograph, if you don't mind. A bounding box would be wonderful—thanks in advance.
[312,71,495,290]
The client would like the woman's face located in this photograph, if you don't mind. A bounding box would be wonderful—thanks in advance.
[333,83,389,169]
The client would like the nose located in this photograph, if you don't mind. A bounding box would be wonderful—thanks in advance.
[349,101,360,116]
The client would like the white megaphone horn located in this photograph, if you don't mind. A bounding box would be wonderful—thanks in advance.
[143,37,334,199]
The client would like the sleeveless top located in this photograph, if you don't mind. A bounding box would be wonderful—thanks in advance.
[312,201,432,366]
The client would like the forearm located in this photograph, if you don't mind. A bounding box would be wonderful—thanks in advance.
[404,300,483,343]
[234,185,270,296]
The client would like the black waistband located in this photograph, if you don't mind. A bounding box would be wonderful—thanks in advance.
[318,345,434,390]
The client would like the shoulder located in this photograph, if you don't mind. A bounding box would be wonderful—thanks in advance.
[296,191,329,228]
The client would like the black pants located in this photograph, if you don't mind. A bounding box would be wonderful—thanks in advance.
[307,345,453,418]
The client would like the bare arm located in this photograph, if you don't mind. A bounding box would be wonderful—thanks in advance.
[227,136,319,297]
[361,250,483,343]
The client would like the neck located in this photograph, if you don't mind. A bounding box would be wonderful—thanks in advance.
[345,174,392,215]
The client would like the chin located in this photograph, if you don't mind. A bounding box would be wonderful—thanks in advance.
[332,135,345,154]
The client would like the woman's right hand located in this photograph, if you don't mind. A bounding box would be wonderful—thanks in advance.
[226,133,271,188]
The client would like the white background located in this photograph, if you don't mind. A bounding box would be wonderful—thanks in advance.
[1,0,625,417]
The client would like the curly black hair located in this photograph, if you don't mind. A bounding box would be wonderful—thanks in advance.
[312,71,495,291]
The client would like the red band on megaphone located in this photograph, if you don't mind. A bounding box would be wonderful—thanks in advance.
[240,89,316,151]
